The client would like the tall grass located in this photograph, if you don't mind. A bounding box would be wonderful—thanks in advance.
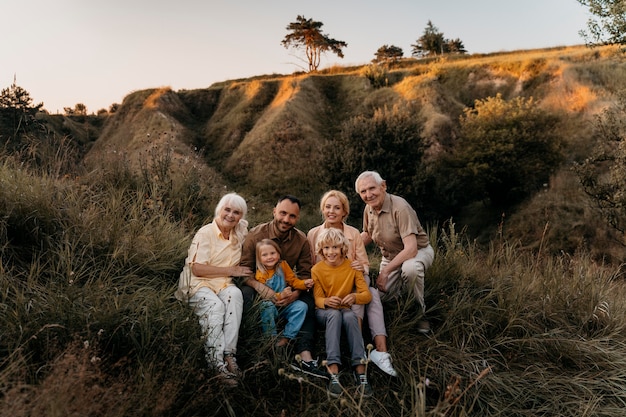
[2,139,626,416]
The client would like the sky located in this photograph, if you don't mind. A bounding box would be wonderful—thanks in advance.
[1,0,592,114]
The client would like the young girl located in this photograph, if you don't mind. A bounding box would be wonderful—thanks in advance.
[312,228,372,398]
[254,239,314,347]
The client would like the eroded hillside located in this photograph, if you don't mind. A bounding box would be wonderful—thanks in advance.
[80,44,626,258]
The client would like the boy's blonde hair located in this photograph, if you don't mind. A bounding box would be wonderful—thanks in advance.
[255,238,281,274]
[315,228,349,258]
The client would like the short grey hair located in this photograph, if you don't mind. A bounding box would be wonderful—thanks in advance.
[214,192,247,219]
[214,192,248,244]
[355,171,384,193]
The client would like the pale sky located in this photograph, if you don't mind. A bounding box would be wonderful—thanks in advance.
[1,0,591,114]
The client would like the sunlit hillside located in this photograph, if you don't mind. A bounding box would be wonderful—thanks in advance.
[75,44,626,260]
[3,44,626,417]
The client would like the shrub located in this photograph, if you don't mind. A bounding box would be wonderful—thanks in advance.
[361,64,389,88]
[453,94,564,206]
[325,104,429,220]
[575,91,626,236]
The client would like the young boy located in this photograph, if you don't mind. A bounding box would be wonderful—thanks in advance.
[312,228,373,398]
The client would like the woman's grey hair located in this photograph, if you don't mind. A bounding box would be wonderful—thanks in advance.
[354,171,384,192]
[214,192,249,243]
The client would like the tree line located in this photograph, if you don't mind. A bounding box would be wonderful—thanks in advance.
[282,16,467,71]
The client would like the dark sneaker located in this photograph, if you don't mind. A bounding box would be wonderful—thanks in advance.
[355,372,373,397]
[291,358,330,380]
[328,373,343,398]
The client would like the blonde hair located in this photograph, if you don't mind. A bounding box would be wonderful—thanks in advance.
[319,190,350,221]
[214,192,248,244]
[315,228,349,258]
[255,239,281,274]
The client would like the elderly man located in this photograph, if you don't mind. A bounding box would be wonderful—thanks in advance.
[355,171,435,333]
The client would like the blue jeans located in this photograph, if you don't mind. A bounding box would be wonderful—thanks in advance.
[259,299,307,340]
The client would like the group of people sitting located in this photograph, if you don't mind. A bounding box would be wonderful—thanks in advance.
[175,171,435,398]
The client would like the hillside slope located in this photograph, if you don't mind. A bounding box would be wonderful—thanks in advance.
[81,44,626,257]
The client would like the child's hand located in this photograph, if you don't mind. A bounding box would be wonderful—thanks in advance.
[304,278,314,289]
[324,295,343,309]
[341,293,357,307]
[280,287,293,299]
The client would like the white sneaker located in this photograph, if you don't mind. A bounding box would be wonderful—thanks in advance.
[369,350,398,377]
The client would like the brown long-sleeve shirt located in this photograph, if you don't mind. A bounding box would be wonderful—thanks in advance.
[240,221,312,279]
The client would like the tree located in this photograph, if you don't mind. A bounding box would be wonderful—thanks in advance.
[411,20,467,57]
[281,15,348,72]
[412,21,445,56]
[74,103,87,116]
[0,80,42,110]
[577,0,626,46]
[372,44,404,63]
[446,38,467,54]
[0,79,43,142]
[575,91,626,234]
[325,104,429,218]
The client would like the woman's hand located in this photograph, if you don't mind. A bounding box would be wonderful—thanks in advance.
[350,259,364,272]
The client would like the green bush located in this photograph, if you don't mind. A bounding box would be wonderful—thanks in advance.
[453,94,564,206]
[325,104,429,221]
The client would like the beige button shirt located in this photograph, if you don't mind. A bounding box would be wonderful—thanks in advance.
[363,193,429,261]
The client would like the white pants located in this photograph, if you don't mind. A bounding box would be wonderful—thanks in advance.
[188,286,243,366]
[380,244,435,311]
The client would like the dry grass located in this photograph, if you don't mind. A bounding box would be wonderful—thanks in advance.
[4,43,626,416]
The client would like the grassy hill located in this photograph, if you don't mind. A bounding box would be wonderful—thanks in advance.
[2,44,626,417]
[77,44,626,259]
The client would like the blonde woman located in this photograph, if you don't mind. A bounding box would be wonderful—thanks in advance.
[307,190,398,377]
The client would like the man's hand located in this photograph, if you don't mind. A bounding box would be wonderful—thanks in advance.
[376,270,389,292]
[275,287,297,307]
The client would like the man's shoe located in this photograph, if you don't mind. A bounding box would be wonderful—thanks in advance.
[290,358,330,380]
[328,373,343,398]
[354,372,373,397]
[369,350,398,377]
[417,319,431,335]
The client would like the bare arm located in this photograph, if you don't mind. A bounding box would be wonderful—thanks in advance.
[360,231,372,246]
[191,263,252,279]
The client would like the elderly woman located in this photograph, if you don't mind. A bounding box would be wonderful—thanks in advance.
[307,190,398,377]
[176,192,253,386]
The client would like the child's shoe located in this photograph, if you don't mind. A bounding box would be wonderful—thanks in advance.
[355,372,373,397]
[327,373,343,398]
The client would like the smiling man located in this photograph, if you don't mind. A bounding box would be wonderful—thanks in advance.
[239,195,328,379]
[355,171,435,333]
